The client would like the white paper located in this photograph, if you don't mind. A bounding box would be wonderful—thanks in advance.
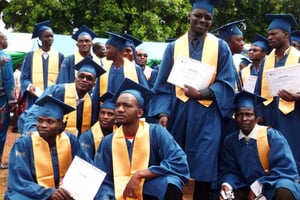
[265,64,300,96]
[61,156,106,200]
[243,75,257,94]
[167,56,216,90]
[34,87,43,97]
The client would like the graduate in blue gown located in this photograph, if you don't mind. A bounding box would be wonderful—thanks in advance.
[94,79,189,200]
[79,92,116,162]
[149,0,235,199]
[91,32,149,124]
[218,91,300,200]
[18,57,105,137]
[256,14,300,173]
[56,25,99,84]
[5,95,88,200]
[21,20,64,109]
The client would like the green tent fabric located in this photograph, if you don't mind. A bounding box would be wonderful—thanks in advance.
[7,51,26,70]
[147,58,161,68]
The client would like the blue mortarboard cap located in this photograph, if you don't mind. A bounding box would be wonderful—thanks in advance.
[72,25,96,41]
[252,34,270,53]
[190,0,221,15]
[234,91,266,109]
[105,31,129,51]
[240,57,251,65]
[111,78,153,108]
[32,20,52,39]
[35,95,75,120]
[122,33,143,48]
[100,92,115,110]
[291,30,300,43]
[266,14,298,33]
[74,57,106,77]
[214,19,245,39]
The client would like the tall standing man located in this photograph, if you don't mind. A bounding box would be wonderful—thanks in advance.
[257,14,300,173]
[21,20,64,109]
[0,32,17,169]
[150,0,235,199]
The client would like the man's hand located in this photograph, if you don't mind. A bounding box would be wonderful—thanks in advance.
[123,172,143,199]
[183,85,201,99]
[49,188,72,200]
[278,89,300,102]
[29,85,36,95]
[159,115,168,127]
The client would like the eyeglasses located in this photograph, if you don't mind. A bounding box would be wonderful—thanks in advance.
[77,73,95,81]
[248,48,261,52]
[137,54,148,57]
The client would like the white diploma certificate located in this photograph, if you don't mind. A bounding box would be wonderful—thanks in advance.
[243,75,257,94]
[61,156,106,200]
[265,64,300,96]
[167,56,216,90]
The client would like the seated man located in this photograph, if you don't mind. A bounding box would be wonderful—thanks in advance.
[79,92,116,161]
[18,57,105,137]
[5,95,87,200]
[94,78,190,200]
[219,91,300,200]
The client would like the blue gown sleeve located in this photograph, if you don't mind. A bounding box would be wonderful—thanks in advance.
[20,52,33,98]
[78,129,95,162]
[56,55,75,84]
[5,136,55,200]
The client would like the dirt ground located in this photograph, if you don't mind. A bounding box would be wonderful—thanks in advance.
[0,127,193,200]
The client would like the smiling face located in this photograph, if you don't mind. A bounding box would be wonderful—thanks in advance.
[76,35,93,54]
[188,8,213,37]
[99,107,115,129]
[75,71,96,96]
[234,107,256,135]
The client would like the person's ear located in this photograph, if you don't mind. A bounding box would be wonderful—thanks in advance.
[137,108,144,118]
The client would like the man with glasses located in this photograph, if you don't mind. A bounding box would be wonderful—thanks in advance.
[18,57,105,137]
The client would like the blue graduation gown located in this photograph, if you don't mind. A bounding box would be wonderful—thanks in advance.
[20,51,64,108]
[18,83,94,136]
[94,123,190,200]
[219,127,300,199]
[149,35,235,181]
[5,132,87,200]
[0,51,16,155]
[256,55,300,173]
[91,64,149,124]
[56,55,76,84]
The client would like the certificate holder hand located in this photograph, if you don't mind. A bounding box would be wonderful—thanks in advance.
[278,89,300,102]
[183,84,201,99]
[50,188,73,200]
[29,85,36,95]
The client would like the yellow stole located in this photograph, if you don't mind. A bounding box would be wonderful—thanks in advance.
[174,32,218,107]
[91,122,118,152]
[99,58,138,97]
[256,125,269,174]
[112,121,150,200]
[32,48,59,90]
[31,132,72,188]
[261,47,300,114]
[241,66,251,85]
[64,83,92,136]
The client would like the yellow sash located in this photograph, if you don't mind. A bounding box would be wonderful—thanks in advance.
[174,32,218,107]
[32,48,59,90]
[64,83,92,136]
[241,66,251,86]
[261,47,300,114]
[112,121,150,200]
[256,125,269,174]
[91,122,118,152]
[31,132,72,188]
[74,51,100,77]
[99,58,138,97]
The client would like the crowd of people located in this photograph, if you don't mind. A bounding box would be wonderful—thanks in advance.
[0,0,300,199]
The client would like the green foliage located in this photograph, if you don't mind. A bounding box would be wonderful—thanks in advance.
[2,0,300,42]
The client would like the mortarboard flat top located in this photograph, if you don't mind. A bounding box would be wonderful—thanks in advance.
[266,14,298,33]
[240,57,251,65]
[105,31,129,51]
[234,91,266,109]
[72,25,96,41]
[32,20,52,39]
[99,91,115,110]
[35,95,75,120]
[251,34,270,53]
[213,19,245,39]
[190,0,221,15]
[122,33,143,48]
[74,57,106,77]
[291,30,300,43]
[111,78,153,108]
